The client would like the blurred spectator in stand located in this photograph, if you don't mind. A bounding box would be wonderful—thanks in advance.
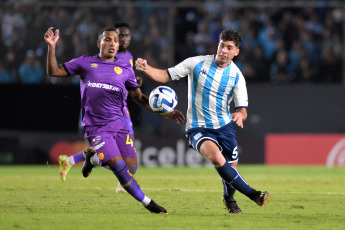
[300,30,320,65]
[18,50,44,84]
[257,19,278,61]
[3,49,20,82]
[248,46,270,82]
[278,11,299,50]
[1,2,26,47]
[288,41,305,78]
[176,32,197,62]
[316,49,342,82]
[0,62,13,84]
[194,21,212,55]
[77,10,99,41]
[296,57,317,83]
[222,9,241,31]
[269,49,294,84]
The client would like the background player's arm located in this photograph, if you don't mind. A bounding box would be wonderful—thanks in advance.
[44,27,68,77]
[128,88,185,124]
[135,58,170,83]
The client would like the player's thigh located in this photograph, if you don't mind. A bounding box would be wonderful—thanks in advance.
[88,135,121,165]
[199,140,226,166]
[217,123,239,163]
[116,132,137,159]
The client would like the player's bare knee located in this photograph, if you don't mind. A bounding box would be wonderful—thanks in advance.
[209,154,226,167]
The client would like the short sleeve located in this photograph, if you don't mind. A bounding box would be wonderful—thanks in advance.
[63,56,85,76]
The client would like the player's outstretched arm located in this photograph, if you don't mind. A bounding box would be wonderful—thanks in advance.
[160,110,185,125]
[135,58,170,83]
[129,88,185,124]
[44,27,68,77]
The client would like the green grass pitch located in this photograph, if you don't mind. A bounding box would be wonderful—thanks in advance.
[1,165,344,230]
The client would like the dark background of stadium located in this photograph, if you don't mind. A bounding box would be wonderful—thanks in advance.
[0,0,344,165]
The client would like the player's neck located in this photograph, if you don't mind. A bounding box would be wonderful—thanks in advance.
[98,54,117,62]
[215,60,231,69]
[214,55,231,68]
[118,48,127,54]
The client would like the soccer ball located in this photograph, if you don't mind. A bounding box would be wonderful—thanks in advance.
[149,86,178,114]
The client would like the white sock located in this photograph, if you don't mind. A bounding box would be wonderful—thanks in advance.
[68,156,75,165]
[90,154,100,166]
[140,196,151,207]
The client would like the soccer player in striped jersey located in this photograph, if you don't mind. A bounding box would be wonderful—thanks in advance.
[44,26,184,214]
[57,23,141,194]
[135,29,269,214]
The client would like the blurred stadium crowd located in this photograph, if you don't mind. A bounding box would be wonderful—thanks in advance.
[0,0,343,85]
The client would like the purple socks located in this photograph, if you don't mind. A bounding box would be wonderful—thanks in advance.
[109,160,145,202]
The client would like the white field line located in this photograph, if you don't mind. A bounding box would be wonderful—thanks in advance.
[6,186,345,195]
[4,186,345,195]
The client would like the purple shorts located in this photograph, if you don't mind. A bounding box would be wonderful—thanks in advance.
[88,132,137,165]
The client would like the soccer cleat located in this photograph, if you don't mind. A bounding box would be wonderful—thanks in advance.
[145,200,168,214]
[253,191,270,206]
[82,148,96,178]
[58,155,71,182]
[223,197,242,214]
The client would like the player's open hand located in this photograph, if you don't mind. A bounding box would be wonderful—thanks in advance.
[231,112,244,128]
[161,109,185,124]
[44,27,60,47]
[135,58,147,72]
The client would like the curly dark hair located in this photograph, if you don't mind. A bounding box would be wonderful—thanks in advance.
[219,29,242,47]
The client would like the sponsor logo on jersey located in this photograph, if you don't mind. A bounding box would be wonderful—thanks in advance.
[194,132,203,140]
[87,81,120,92]
[91,63,98,68]
[228,76,236,86]
[130,59,133,67]
[114,66,123,74]
[94,141,105,151]
[97,152,104,160]
[200,69,207,76]
[92,136,101,144]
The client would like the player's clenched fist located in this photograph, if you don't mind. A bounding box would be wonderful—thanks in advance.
[135,58,147,71]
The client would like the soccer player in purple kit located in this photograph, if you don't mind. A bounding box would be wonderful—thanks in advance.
[113,22,140,193]
[57,23,140,194]
[44,26,185,214]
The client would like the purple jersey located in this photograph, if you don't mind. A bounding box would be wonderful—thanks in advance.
[63,55,138,137]
[116,51,134,108]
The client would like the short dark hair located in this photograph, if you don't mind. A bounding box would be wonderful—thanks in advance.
[114,22,130,30]
[219,29,242,47]
[98,27,116,40]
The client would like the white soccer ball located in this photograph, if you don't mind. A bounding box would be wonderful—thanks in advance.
[149,86,178,114]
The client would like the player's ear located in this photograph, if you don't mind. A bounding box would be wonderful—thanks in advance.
[234,48,240,56]
[97,40,100,48]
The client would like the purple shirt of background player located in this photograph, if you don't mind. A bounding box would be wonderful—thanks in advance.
[116,51,135,135]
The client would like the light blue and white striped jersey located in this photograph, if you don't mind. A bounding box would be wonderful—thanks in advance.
[167,55,248,131]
